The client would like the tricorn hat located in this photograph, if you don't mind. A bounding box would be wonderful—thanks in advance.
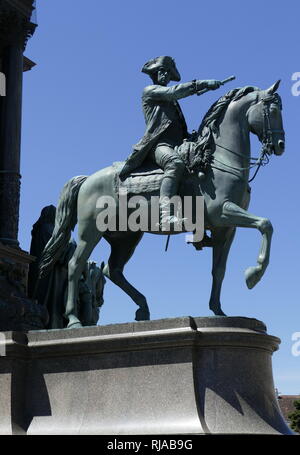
[141,56,181,82]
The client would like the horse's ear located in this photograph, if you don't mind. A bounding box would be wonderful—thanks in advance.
[266,80,281,94]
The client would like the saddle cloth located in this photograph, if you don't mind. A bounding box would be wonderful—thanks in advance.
[113,161,164,196]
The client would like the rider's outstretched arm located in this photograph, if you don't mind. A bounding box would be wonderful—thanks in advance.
[143,80,221,101]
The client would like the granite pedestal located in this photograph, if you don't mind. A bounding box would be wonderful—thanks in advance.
[0,316,293,434]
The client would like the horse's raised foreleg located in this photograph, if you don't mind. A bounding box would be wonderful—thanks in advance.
[209,227,236,316]
[219,201,273,289]
[103,232,150,321]
[65,223,102,328]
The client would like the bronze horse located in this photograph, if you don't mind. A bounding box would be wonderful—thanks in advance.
[39,81,285,328]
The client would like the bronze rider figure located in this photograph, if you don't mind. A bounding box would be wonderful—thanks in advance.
[120,56,222,228]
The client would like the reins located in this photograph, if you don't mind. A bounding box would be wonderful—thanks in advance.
[212,144,270,183]
[208,92,282,183]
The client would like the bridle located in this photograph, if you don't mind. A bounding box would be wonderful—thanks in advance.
[259,92,284,156]
[210,91,284,183]
[247,92,284,182]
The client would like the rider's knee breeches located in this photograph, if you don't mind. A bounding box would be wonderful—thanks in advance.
[151,145,185,180]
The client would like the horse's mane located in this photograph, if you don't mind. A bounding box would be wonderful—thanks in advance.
[180,86,260,172]
[198,86,259,137]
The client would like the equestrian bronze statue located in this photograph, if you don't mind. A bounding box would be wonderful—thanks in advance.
[38,57,285,329]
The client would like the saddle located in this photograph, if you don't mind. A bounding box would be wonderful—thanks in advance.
[114,128,214,197]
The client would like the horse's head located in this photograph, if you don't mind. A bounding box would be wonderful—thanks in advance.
[247,80,285,156]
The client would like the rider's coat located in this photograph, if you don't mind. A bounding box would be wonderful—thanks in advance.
[119,82,196,177]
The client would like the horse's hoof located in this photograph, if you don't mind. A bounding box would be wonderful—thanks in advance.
[135,308,150,321]
[245,266,262,289]
[67,321,83,329]
[209,300,227,316]
[211,308,227,316]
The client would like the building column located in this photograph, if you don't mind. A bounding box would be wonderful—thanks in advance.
[0,2,48,331]
[0,43,24,245]
[0,1,36,247]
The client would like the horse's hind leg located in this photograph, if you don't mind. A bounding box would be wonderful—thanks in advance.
[209,227,236,316]
[103,232,150,321]
[65,221,102,328]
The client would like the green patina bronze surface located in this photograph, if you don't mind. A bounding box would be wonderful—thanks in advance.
[38,57,285,329]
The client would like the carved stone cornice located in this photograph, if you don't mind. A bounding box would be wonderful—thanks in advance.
[0,242,35,263]
[23,54,35,71]
[4,0,35,18]
[0,0,37,51]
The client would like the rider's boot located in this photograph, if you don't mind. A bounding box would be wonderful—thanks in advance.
[157,176,187,231]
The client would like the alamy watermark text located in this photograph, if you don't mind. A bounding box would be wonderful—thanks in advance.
[291,72,300,96]
[292,332,300,357]
[95,193,204,242]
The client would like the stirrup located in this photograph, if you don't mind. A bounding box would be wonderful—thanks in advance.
[157,214,187,231]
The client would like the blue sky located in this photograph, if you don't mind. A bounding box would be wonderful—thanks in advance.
[20,0,300,394]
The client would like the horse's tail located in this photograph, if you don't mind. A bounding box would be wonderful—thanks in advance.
[38,175,88,279]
